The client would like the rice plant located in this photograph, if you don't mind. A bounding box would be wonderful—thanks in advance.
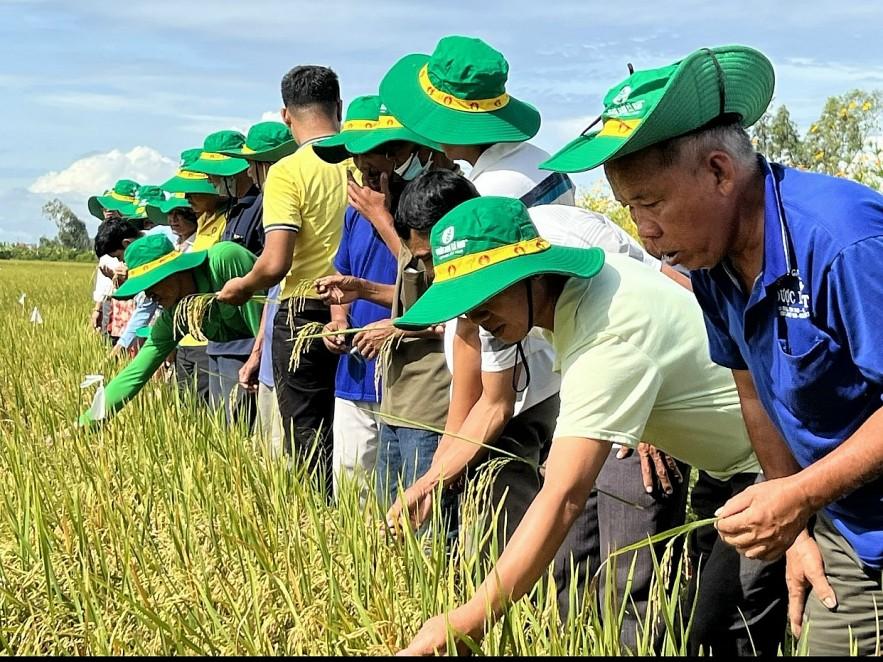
[0,260,813,655]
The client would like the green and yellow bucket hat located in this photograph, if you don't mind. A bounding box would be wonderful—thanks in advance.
[217,121,298,162]
[541,45,775,173]
[186,130,250,177]
[394,197,604,330]
[146,192,190,226]
[87,179,140,220]
[127,185,166,221]
[379,35,541,145]
[161,148,218,195]
[314,95,443,163]
[113,234,207,300]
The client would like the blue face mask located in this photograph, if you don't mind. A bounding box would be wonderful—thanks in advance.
[393,152,432,181]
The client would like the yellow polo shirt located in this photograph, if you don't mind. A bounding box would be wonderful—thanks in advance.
[262,143,354,301]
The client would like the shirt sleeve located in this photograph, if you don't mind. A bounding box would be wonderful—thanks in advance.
[79,311,177,425]
[826,237,883,385]
[334,209,354,276]
[116,294,158,349]
[262,161,302,232]
[553,333,662,446]
[691,272,748,370]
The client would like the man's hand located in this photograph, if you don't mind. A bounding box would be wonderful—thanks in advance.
[91,308,103,332]
[315,275,364,306]
[322,319,349,354]
[347,170,393,229]
[386,479,435,534]
[398,607,484,656]
[112,263,129,285]
[715,475,813,560]
[99,264,115,279]
[110,343,126,358]
[353,319,398,361]
[217,276,253,306]
[785,529,837,638]
[617,443,683,496]
[238,351,261,393]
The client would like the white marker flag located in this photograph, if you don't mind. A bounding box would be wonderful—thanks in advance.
[80,374,106,421]
[18,293,26,306]
[30,307,43,324]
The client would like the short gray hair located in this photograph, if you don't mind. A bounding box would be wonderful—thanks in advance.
[654,120,758,171]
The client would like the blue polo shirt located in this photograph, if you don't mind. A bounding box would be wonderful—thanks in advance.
[332,207,398,402]
[692,158,883,568]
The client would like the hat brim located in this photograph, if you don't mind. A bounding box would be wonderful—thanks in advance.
[88,195,136,220]
[314,127,445,164]
[217,140,298,162]
[146,198,190,226]
[380,53,541,145]
[541,45,774,173]
[160,174,218,195]
[187,156,249,177]
[394,245,605,330]
[113,249,208,300]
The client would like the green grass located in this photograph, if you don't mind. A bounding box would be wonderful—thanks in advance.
[0,261,803,655]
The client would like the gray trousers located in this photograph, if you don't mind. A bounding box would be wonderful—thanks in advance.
[802,512,883,655]
[208,354,256,428]
[175,345,211,405]
[466,394,689,650]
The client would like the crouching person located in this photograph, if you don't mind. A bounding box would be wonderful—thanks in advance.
[393,197,786,656]
[78,234,263,425]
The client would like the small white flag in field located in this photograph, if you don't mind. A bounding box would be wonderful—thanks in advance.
[30,306,43,324]
[18,292,26,306]
[80,374,106,421]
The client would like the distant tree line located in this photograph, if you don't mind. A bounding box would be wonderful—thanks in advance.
[0,199,93,263]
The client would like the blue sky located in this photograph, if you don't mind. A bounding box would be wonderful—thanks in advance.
[2,0,883,242]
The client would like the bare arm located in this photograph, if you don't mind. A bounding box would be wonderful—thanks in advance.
[731,369,802,478]
[446,317,484,434]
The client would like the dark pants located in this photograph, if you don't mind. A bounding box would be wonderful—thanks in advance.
[556,448,690,650]
[175,345,211,405]
[208,354,256,428]
[467,394,689,650]
[685,471,787,656]
[272,303,336,486]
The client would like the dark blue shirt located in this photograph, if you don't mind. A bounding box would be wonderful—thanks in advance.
[692,158,883,568]
[333,207,398,402]
[208,188,263,358]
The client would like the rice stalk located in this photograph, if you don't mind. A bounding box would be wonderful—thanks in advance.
[288,322,324,372]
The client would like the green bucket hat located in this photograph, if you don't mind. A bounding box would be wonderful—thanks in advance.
[394,197,604,330]
[379,35,541,145]
[540,45,775,173]
[113,234,208,300]
[315,95,443,164]
[127,185,166,221]
[217,121,298,162]
[161,148,218,195]
[146,192,190,226]
[87,179,141,220]
[187,130,250,177]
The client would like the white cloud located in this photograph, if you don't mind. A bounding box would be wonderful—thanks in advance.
[261,110,282,122]
[28,146,176,197]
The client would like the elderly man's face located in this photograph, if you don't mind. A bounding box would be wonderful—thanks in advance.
[605,148,737,271]
[465,281,532,345]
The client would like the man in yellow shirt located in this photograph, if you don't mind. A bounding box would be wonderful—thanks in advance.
[218,66,352,489]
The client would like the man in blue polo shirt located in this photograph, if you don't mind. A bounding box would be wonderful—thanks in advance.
[542,45,883,655]
[312,96,444,499]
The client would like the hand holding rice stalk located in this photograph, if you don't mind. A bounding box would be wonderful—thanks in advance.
[172,292,275,340]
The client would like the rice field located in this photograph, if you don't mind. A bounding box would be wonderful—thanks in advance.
[0,260,793,655]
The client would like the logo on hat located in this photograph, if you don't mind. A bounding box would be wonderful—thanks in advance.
[612,86,632,105]
[441,226,455,245]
